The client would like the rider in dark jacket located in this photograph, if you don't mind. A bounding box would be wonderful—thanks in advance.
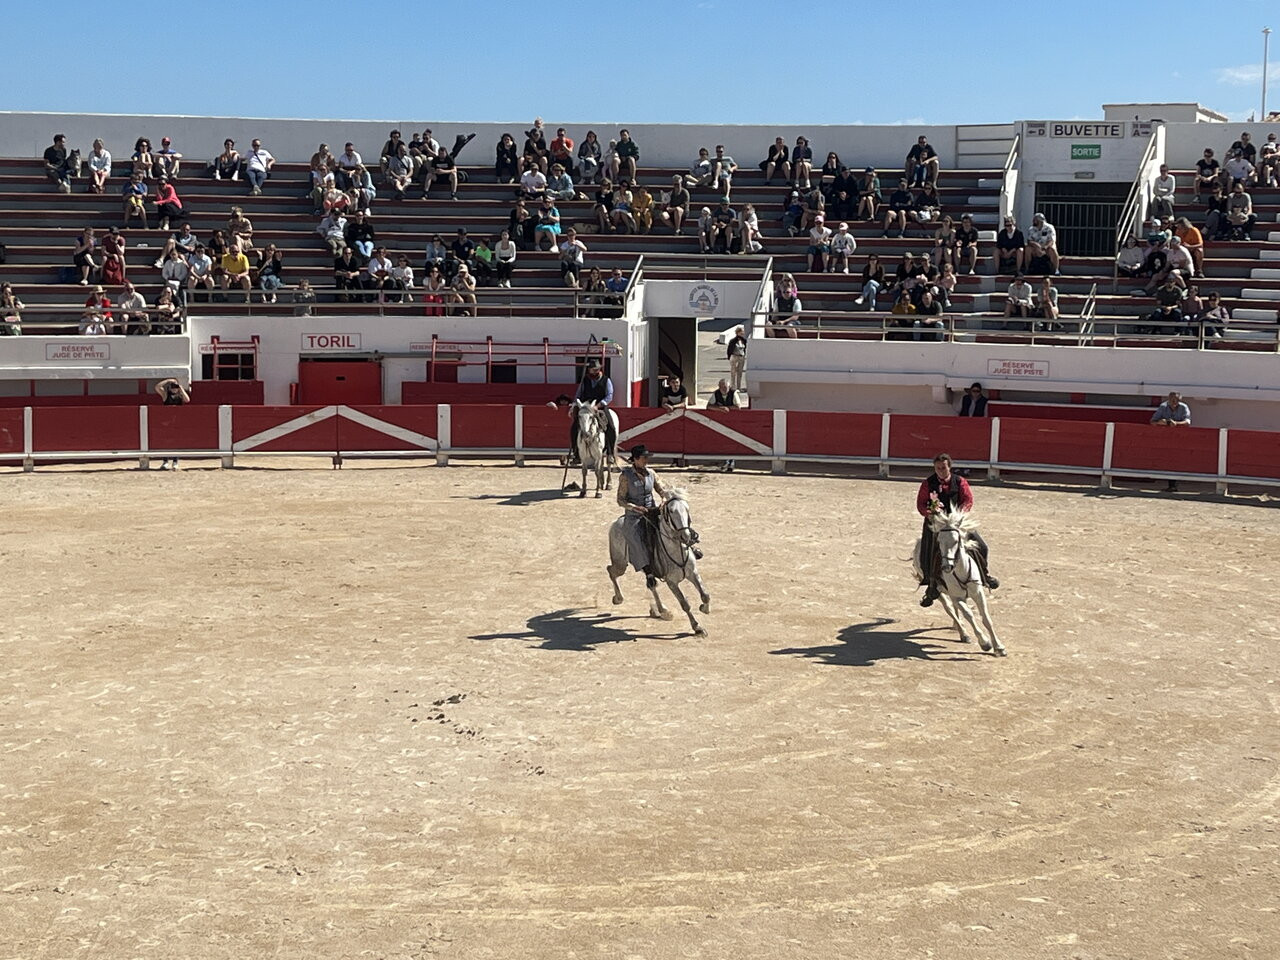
[569,359,616,464]
[917,452,997,606]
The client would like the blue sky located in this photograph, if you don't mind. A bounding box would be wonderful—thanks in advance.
[5,1,1276,124]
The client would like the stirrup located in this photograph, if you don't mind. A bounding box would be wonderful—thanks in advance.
[986,575,1000,590]
[919,584,939,607]
[692,546,703,560]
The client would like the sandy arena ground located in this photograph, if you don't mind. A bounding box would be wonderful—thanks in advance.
[0,460,1277,960]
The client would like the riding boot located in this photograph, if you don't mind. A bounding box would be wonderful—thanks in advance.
[692,546,703,560]
[973,548,999,590]
[920,580,940,607]
[642,564,657,589]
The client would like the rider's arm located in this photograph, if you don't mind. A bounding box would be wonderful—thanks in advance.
[916,481,931,517]
[956,477,974,512]
[603,377,614,406]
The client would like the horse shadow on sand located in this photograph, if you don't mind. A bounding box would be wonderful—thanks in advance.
[770,617,977,667]
[470,608,685,651]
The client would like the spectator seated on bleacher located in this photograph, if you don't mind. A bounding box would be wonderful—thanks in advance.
[913,290,945,341]
[495,231,517,288]
[450,264,477,316]
[243,139,275,196]
[318,209,348,256]
[760,137,790,185]
[905,135,940,187]
[806,217,832,272]
[522,120,549,173]
[768,273,801,339]
[1,282,24,333]
[611,129,640,182]
[712,145,738,200]
[423,147,459,200]
[1223,149,1255,189]
[153,285,183,332]
[549,128,575,172]
[1259,132,1279,187]
[73,227,100,285]
[333,247,363,299]
[1151,164,1176,220]
[798,187,825,232]
[1025,212,1060,275]
[152,177,183,232]
[1224,182,1258,240]
[87,139,111,195]
[684,148,715,191]
[830,222,857,273]
[117,281,149,334]
[44,134,77,192]
[1004,273,1034,323]
[558,229,587,289]
[344,210,375,260]
[1143,276,1188,333]
[710,198,738,254]
[336,142,363,189]
[1145,301,1187,338]
[912,182,942,224]
[155,138,182,179]
[1173,217,1205,277]
[187,245,214,300]
[632,184,654,234]
[932,216,959,269]
[161,249,189,302]
[409,130,441,178]
[366,248,395,303]
[121,173,148,229]
[1229,131,1257,166]
[547,164,576,202]
[385,144,413,201]
[1033,276,1062,331]
[472,239,496,285]
[791,136,814,190]
[257,244,284,303]
[379,130,405,174]
[609,182,636,233]
[882,179,912,238]
[534,198,563,251]
[1202,183,1230,240]
[210,138,240,180]
[576,131,603,185]
[995,217,1025,275]
[956,213,980,275]
[827,184,854,222]
[819,152,843,192]
[310,143,337,181]
[1116,235,1145,279]
[227,206,255,253]
[156,222,198,267]
[220,243,252,303]
[1193,148,1220,202]
[350,164,375,215]
[495,133,519,184]
[130,138,154,180]
[854,254,886,309]
[738,203,764,254]
[1200,290,1230,339]
[857,167,881,221]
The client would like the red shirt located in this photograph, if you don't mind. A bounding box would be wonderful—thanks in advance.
[84,295,112,319]
[916,472,973,517]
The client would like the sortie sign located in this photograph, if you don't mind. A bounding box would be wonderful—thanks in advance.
[1071,144,1102,160]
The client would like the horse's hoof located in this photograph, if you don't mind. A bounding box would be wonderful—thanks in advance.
[661,610,675,621]
[594,491,602,498]
[977,639,991,651]
[994,647,1008,657]
[612,595,624,605]
[694,627,709,637]
[958,635,972,644]
[578,491,586,499]
[699,602,710,614]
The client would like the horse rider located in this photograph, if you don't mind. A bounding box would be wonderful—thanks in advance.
[917,452,998,606]
[617,444,700,587]
[568,358,617,464]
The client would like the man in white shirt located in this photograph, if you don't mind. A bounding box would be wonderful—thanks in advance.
[186,245,214,301]
[117,281,149,335]
[712,144,738,199]
[366,247,395,302]
[1151,164,1176,220]
[244,138,275,195]
[317,209,348,256]
[161,251,190,304]
[1004,273,1034,320]
[1025,212,1060,274]
[1223,149,1254,188]
[336,142,363,188]
[684,148,715,189]
[519,161,547,200]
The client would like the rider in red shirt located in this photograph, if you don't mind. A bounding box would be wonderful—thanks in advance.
[917,452,997,606]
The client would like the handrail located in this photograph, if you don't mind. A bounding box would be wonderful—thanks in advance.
[998,133,1020,223]
[1112,132,1160,293]
[747,256,775,340]
[1076,282,1099,345]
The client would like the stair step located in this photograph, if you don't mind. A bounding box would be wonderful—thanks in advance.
[1260,249,1280,260]
[1235,308,1280,321]
[966,195,1000,206]
[976,178,1001,190]
[1249,268,1280,280]
[1241,288,1280,300]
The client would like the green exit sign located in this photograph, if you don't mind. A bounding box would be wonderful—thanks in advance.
[1071,143,1102,160]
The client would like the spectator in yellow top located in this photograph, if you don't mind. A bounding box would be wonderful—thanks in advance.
[220,243,252,302]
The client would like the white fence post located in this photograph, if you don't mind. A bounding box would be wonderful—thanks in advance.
[138,406,150,471]
[1217,428,1229,496]
[878,413,891,478]
[218,405,234,468]
[436,404,451,466]
[22,406,33,473]
[514,405,525,467]
[1101,421,1115,489]
[988,417,1001,481]
[771,409,787,475]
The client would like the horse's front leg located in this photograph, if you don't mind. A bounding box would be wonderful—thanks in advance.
[647,578,673,620]
[935,590,973,645]
[594,464,604,498]
[579,462,589,498]
[666,581,706,636]
[687,562,711,614]
[607,562,626,605]
[970,588,1006,656]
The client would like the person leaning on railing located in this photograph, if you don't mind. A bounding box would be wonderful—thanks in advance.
[768,274,801,339]
[1199,291,1229,340]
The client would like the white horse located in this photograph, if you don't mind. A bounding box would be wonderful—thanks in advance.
[913,509,1006,656]
[607,489,711,636]
[571,400,618,498]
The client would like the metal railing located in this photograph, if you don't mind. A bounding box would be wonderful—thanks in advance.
[1076,282,1099,345]
[1112,132,1161,293]
[750,309,1280,352]
[998,133,1020,224]
[0,305,189,335]
[748,256,776,339]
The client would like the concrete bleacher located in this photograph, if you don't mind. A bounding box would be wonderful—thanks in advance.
[0,154,1003,327]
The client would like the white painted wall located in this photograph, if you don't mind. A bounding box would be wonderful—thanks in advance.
[745,339,1280,429]
[187,313,642,405]
[0,334,190,380]
[0,112,961,172]
[1013,120,1158,223]
[640,280,761,319]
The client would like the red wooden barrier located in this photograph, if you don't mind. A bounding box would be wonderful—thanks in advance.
[684,409,774,456]
[988,403,1152,424]
[617,408,684,453]
[148,406,220,452]
[998,417,1106,468]
[521,405,573,450]
[889,415,991,462]
[1225,429,1280,480]
[232,405,334,452]
[0,409,23,454]
[1111,423,1218,475]
[338,405,438,452]
[450,404,515,449]
[786,411,880,457]
[33,406,139,452]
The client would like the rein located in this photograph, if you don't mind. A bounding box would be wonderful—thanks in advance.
[656,499,699,573]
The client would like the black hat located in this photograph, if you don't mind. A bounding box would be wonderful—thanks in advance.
[628,444,651,460]
[585,358,602,370]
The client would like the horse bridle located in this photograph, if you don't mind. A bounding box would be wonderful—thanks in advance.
[936,522,980,585]
[657,499,700,570]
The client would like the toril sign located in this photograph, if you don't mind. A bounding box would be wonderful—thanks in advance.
[302,333,362,350]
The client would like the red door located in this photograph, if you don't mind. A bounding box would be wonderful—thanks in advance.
[297,360,382,405]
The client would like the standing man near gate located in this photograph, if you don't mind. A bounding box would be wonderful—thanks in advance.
[568,359,617,465]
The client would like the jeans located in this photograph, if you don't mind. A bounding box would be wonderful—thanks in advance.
[354,240,374,259]
[861,279,880,308]
[246,167,267,190]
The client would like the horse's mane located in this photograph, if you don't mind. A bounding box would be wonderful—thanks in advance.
[665,487,688,503]
[930,508,977,534]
